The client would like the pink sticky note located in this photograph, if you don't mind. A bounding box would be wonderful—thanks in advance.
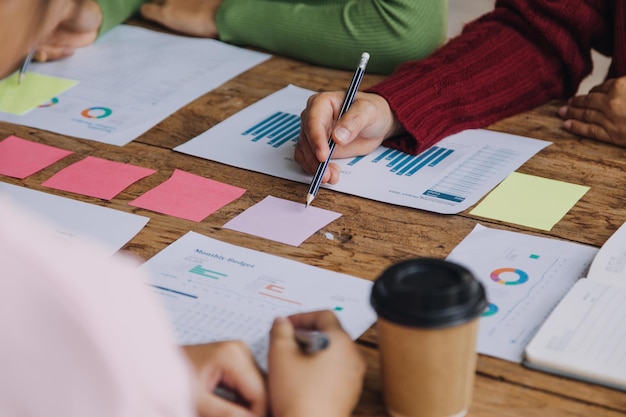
[42,156,156,200]
[129,169,246,222]
[223,195,342,246]
[0,135,73,179]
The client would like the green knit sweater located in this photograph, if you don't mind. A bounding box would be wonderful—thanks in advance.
[96,0,447,74]
[217,0,447,74]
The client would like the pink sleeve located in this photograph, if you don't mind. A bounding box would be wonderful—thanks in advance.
[0,197,195,417]
[369,0,611,154]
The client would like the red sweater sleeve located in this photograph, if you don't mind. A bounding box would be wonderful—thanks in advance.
[368,0,612,155]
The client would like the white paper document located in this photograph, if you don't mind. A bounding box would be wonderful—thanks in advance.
[175,85,551,214]
[446,224,598,363]
[524,279,626,390]
[523,222,626,390]
[140,231,376,369]
[0,182,149,255]
[0,26,270,146]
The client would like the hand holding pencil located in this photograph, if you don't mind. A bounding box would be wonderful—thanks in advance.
[268,311,365,417]
[304,52,369,207]
[295,54,406,201]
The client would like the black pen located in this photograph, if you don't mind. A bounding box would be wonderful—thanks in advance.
[18,48,35,85]
[305,52,370,207]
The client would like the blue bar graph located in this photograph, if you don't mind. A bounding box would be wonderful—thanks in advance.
[348,146,455,176]
[242,112,301,148]
[347,155,366,166]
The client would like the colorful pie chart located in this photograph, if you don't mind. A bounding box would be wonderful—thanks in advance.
[490,267,529,285]
[81,107,112,119]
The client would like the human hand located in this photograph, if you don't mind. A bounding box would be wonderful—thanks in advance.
[182,341,267,417]
[268,311,366,417]
[141,0,222,38]
[559,77,626,147]
[35,0,102,62]
[295,91,403,185]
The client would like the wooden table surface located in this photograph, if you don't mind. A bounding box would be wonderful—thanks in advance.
[2,30,626,417]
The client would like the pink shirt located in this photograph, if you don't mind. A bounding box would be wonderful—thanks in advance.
[0,195,195,417]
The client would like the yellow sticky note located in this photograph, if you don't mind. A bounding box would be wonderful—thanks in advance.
[469,172,589,231]
[0,72,78,115]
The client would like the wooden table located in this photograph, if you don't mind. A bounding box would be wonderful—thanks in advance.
[2,32,626,417]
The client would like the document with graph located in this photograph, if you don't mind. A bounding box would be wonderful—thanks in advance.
[524,222,626,391]
[446,224,598,363]
[175,85,550,214]
[0,25,269,146]
[140,231,376,370]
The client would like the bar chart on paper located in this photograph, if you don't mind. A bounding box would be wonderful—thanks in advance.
[446,224,598,362]
[175,85,551,214]
[141,231,376,370]
[348,145,455,174]
[243,111,301,147]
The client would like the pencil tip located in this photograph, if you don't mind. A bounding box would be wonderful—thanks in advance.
[306,193,314,207]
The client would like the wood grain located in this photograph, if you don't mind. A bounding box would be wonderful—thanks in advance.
[2,31,625,416]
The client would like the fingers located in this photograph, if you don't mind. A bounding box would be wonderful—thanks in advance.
[287,310,343,333]
[35,45,75,62]
[267,312,365,417]
[293,138,340,185]
[559,99,610,127]
[296,91,389,185]
[35,0,101,62]
[66,0,103,33]
[296,93,342,184]
[140,1,219,38]
[183,342,267,417]
[558,91,613,142]
[196,389,260,417]
[299,92,341,162]
[562,119,611,142]
[269,316,298,353]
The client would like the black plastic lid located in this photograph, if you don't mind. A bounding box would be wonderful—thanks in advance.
[370,258,487,328]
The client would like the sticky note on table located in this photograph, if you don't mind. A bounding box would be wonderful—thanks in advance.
[223,195,342,246]
[0,135,73,178]
[0,72,78,115]
[129,169,246,222]
[469,172,590,231]
[43,156,156,200]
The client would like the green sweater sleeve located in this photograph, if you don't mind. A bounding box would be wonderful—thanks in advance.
[215,0,447,74]
[96,0,146,36]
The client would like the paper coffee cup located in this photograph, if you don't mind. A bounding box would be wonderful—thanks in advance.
[371,258,487,417]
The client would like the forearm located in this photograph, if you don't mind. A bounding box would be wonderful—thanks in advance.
[216,0,447,74]
[96,0,146,35]
[370,0,609,154]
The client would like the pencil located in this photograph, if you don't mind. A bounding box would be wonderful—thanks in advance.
[18,48,36,85]
[305,52,370,207]
[294,328,330,354]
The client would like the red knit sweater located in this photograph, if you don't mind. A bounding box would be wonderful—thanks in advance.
[369,0,624,155]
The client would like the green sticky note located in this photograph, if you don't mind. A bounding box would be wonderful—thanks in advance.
[469,172,589,231]
[0,72,78,115]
